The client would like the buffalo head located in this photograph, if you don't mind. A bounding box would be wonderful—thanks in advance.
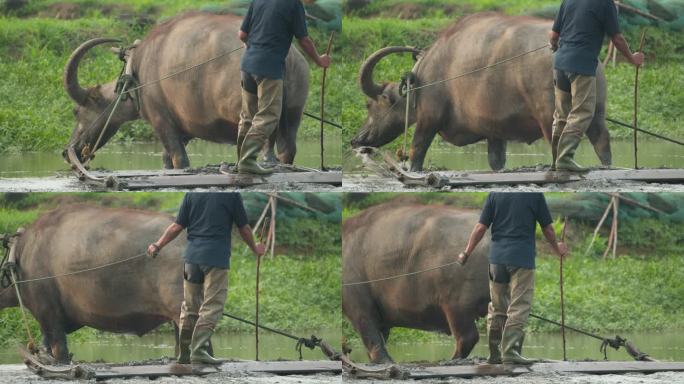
[351,47,421,149]
[62,38,139,163]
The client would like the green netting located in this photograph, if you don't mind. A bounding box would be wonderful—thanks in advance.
[546,193,684,224]
[242,192,341,223]
[528,0,684,31]
[201,1,342,31]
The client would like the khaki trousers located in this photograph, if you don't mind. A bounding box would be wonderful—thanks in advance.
[488,267,535,332]
[179,267,229,332]
[239,77,284,145]
[552,73,597,142]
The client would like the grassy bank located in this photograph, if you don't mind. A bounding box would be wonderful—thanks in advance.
[2,1,682,154]
[342,193,684,345]
[0,192,341,346]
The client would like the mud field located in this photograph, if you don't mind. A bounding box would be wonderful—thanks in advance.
[343,371,684,384]
[343,173,684,192]
[0,364,341,384]
[0,176,343,192]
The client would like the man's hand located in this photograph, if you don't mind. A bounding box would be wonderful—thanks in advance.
[549,41,559,52]
[317,54,331,69]
[457,252,469,266]
[254,243,266,257]
[147,243,161,258]
[631,52,645,67]
[557,242,568,258]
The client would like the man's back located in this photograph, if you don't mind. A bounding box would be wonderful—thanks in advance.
[240,0,308,79]
[479,193,553,268]
[552,0,620,75]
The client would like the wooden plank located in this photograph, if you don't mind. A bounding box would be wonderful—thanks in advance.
[115,172,342,190]
[404,361,684,379]
[420,169,684,188]
[93,361,342,379]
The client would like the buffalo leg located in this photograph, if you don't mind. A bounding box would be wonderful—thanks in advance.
[585,103,611,166]
[443,306,479,360]
[264,130,279,164]
[276,107,300,165]
[409,125,438,172]
[487,139,507,171]
[42,326,69,363]
[344,291,393,363]
[151,116,190,169]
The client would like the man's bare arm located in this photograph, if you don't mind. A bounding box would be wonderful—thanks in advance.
[147,223,184,257]
[611,33,644,66]
[541,224,568,258]
[238,225,265,257]
[238,30,248,44]
[549,30,560,51]
[297,36,331,68]
[458,223,488,265]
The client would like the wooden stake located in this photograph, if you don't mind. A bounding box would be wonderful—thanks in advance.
[633,29,646,169]
[320,32,335,171]
[585,198,614,255]
[560,217,568,361]
[612,196,619,259]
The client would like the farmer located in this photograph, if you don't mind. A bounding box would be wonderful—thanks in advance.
[236,0,332,174]
[549,0,644,172]
[147,193,265,365]
[457,193,567,365]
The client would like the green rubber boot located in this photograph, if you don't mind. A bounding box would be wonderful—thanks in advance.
[551,134,561,171]
[502,328,535,365]
[556,135,589,172]
[487,316,505,364]
[237,137,273,175]
[190,328,222,365]
[176,328,193,364]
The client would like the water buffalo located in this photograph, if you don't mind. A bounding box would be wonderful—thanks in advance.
[351,13,611,172]
[343,202,490,363]
[63,11,310,169]
[0,205,185,363]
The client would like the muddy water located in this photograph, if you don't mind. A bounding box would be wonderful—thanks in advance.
[0,136,342,178]
[0,329,340,364]
[348,330,684,363]
[344,138,684,172]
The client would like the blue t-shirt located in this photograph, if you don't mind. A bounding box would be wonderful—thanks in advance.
[175,193,249,269]
[240,0,308,80]
[552,0,620,76]
[479,193,553,269]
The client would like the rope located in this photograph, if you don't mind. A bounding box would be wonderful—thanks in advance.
[222,312,322,361]
[409,45,548,92]
[364,45,548,140]
[122,46,244,95]
[12,252,147,285]
[343,260,461,286]
[606,118,684,146]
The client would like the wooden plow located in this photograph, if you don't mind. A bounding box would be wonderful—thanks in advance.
[355,148,684,189]
[67,147,341,190]
[20,345,341,380]
[345,360,684,380]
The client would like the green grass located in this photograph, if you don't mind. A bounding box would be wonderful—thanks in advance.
[342,193,684,344]
[0,192,341,346]
[1,2,682,153]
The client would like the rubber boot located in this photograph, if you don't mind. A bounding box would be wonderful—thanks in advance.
[176,328,193,364]
[190,328,222,365]
[551,135,560,171]
[555,135,589,172]
[237,137,273,175]
[487,316,505,364]
[236,133,246,161]
[502,328,535,365]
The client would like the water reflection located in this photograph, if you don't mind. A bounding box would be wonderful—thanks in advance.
[0,136,342,178]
